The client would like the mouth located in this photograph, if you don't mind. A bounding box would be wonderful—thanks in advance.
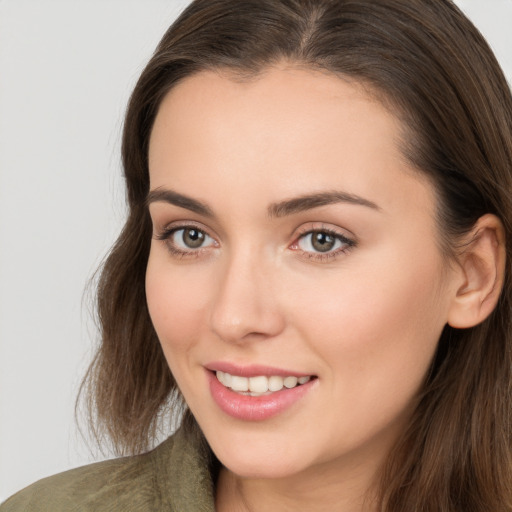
[205,364,318,421]
[215,371,313,396]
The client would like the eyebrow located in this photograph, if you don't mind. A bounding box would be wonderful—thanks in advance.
[146,188,214,217]
[268,191,381,218]
[146,187,380,218]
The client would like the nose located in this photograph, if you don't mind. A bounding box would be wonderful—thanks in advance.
[209,249,285,344]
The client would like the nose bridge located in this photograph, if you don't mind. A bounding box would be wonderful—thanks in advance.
[209,243,284,343]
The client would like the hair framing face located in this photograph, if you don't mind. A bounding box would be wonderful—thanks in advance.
[80,1,512,510]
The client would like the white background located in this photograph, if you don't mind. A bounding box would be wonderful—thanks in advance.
[0,0,511,502]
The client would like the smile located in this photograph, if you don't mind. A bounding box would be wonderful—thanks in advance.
[216,371,311,396]
[207,368,317,421]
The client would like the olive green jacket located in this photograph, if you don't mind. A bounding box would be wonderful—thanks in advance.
[0,427,216,511]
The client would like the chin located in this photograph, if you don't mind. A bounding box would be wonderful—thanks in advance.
[220,453,305,480]
[204,428,313,480]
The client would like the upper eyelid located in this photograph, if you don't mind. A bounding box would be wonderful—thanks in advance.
[154,219,357,245]
[293,223,356,242]
[298,229,353,242]
[155,219,215,236]
[158,225,213,239]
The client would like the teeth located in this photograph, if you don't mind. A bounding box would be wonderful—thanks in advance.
[268,375,284,392]
[283,376,298,388]
[230,375,249,392]
[249,376,268,393]
[215,371,311,394]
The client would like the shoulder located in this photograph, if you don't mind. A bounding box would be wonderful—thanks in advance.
[0,436,176,512]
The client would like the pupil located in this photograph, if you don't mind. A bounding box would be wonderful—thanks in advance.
[312,232,335,252]
[183,229,204,248]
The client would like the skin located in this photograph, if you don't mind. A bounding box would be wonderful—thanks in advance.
[145,66,464,511]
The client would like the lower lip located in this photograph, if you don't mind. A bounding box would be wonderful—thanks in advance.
[207,371,316,421]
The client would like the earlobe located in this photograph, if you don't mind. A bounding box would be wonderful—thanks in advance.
[447,214,506,329]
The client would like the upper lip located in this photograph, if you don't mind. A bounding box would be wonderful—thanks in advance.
[204,361,313,378]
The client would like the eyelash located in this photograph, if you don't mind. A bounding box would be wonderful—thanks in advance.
[290,226,356,262]
[155,223,217,259]
[155,224,356,262]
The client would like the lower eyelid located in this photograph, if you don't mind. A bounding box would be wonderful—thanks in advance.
[297,243,355,261]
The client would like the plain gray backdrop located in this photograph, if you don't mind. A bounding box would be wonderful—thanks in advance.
[1,0,511,502]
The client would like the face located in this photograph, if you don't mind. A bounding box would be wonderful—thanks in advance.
[146,67,458,481]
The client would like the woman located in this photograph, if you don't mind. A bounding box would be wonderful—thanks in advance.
[2,0,511,510]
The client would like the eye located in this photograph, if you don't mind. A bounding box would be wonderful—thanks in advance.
[292,229,355,259]
[299,231,339,253]
[156,225,218,257]
[172,227,214,249]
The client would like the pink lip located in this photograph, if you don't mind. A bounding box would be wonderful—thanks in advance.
[205,361,312,378]
[206,369,316,421]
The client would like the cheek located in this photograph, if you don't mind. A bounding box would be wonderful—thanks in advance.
[145,249,210,360]
[289,246,448,400]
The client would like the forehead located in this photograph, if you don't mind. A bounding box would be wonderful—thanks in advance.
[148,66,434,219]
[150,66,395,150]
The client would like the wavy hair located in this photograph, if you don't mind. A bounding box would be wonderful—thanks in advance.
[80,0,512,509]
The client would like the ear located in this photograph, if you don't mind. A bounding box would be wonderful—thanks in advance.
[447,214,506,329]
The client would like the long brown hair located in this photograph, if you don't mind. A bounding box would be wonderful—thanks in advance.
[81,0,512,509]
